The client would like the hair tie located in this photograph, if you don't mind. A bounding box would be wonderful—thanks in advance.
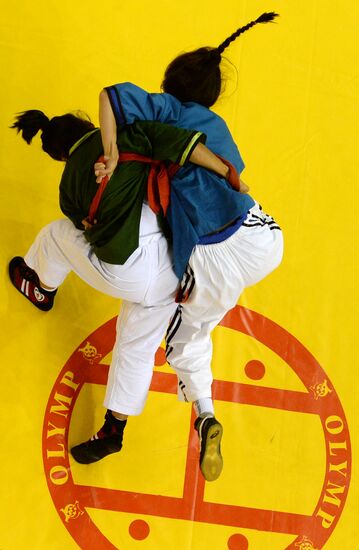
[209,49,222,63]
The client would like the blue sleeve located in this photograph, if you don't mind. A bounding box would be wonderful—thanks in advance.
[105,82,182,126]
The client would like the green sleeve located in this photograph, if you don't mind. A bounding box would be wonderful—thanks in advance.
[130,121,206,165]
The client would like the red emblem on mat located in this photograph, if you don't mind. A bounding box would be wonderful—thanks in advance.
[42,306,351,549]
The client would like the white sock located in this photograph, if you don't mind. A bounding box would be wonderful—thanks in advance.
[41,286,57,293]
[39,282,57,292]
[194,398,214,418]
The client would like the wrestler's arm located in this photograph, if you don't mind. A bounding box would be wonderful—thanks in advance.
[137,121,230,180]
[95,89,119,183]
[189,143,228,178]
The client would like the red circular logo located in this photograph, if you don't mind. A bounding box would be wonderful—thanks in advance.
[42,306,351,549]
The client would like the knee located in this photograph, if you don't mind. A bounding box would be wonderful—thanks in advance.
[271,230,284,270]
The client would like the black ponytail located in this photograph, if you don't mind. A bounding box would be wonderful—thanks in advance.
[162,12,279,107]
[11,110,50,144]
[11,110,95,161]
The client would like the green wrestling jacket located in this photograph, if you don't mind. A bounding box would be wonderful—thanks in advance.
[59,121,205,264]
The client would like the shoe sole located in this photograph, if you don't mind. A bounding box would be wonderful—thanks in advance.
[200,422,223,482]
[70,445,102,464]
[71,441,121,464]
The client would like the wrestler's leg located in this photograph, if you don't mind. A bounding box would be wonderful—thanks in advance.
[71,234,179,463]
[166,206,283,480]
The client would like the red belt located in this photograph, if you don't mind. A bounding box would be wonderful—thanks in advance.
[88,152,240,225]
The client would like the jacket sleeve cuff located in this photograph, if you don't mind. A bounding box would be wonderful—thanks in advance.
[178,131,206,166]
[105,85,127,126]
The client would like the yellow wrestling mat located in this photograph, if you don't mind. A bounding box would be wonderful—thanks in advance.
[1,1,358,549]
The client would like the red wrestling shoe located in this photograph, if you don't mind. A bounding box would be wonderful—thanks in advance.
[8,256,56,311]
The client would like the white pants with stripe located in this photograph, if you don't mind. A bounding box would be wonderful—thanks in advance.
[25,204,178,415]
[165,203,284,402]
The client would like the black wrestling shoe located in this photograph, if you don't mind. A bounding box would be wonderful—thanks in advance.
[9,256,56,311]
[194,415,223,481]
[71,411,127,464]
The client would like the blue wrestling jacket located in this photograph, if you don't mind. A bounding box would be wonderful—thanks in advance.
[105,82,255,278]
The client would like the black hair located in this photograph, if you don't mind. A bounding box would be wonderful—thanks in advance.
[162,12,279,107]
[11,109,95,161]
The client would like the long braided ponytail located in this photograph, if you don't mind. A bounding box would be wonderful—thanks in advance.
[162,12,279,107]
[217,12,278,55]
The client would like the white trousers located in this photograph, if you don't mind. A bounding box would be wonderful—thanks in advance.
[25,205,178,415]
[165,203,284,402]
